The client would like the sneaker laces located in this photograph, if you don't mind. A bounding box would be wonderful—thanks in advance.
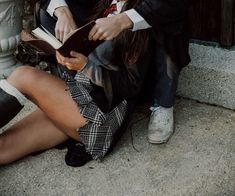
[149,106,173,126]
[150,106,161,112]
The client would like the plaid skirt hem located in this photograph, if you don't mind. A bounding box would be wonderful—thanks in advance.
[63,72,127,160]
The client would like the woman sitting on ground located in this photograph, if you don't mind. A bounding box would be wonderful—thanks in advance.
[0,0,152,166]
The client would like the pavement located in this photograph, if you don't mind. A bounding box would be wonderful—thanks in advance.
[0,98,234,196]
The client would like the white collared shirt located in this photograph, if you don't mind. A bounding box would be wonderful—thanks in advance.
[46,0,151,31]
[47,0,67,16]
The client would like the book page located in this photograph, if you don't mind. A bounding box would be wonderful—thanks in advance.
[32,27,62,49]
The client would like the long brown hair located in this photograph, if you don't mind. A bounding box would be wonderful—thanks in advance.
[89,0,151,65]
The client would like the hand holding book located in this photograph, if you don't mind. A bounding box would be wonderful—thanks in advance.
[56,51,87,71]
[53,6,77,42]
[88,13,133,41]
[21,21,102,57]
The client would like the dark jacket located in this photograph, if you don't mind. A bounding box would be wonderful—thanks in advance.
[134,0,190,68]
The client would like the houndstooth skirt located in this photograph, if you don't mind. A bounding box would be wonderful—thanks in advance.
[63,72,127,160]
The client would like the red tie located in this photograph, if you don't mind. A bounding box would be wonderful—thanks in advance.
[103,3,117,17]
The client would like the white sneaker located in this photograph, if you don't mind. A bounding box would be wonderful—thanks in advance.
[148,106,174,144]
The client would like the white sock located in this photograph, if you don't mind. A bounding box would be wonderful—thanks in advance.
[0,80,27,106]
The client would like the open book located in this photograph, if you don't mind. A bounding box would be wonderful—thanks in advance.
[21,21,102,57]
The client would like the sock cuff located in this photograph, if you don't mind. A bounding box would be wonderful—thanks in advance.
[0,80,27,106]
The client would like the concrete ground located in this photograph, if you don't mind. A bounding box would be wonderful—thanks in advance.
[0,98,234,196]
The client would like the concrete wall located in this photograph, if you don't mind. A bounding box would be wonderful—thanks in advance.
[177,43,235,109]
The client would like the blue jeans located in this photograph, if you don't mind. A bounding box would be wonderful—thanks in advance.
[140,44,180,108]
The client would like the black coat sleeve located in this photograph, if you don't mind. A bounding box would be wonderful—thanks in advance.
[134,0,189,35]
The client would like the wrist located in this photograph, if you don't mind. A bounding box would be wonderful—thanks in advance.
[117,13,133,30]
[54,6,71,18]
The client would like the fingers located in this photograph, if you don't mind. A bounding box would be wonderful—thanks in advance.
[56,51,68,65]
[54,12,77,42]
[55,25,70,43]
[89,19,108,41]
[88,25,97,40]
[92,31,103,41]
[56,51,87,71]
[55,28,63,42]
[55,21,66,42]
[89,26,108,41]
[56,51,62,63]
[66,58,80,66]
[70,51,81,58]
[88,17,123,41]
[69,51,87,66]
[56,51,80,64]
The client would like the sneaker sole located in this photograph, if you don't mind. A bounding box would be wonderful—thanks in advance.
[148,129,175,144]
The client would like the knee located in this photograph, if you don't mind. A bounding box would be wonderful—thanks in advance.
[7,66,39,91]
[9,65,35,80]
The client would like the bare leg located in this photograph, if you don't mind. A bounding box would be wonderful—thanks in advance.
[7,66,87,140]
[0,109,68,165]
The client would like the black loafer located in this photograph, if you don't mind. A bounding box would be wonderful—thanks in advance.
[65,139,92,167]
